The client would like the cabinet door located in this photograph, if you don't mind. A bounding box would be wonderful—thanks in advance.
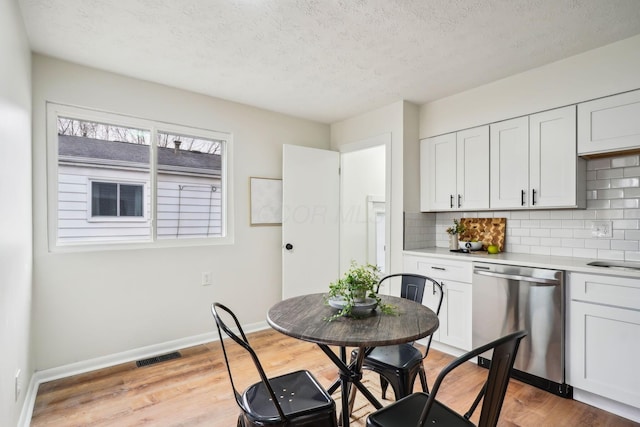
[456,126,489,210]
[569,301,640,409]
[530,106,579,208]
[421,133,456,211]
[439,280,472,351]
[490,117,529,208]
[421,280,442,341]
[578,89,640,156]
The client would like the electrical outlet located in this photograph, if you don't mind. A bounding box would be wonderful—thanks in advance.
[15,369,21,402]
[202,272,212,286]
[589,220,612,238]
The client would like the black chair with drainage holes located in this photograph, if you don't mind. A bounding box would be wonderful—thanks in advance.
[211,302,338,427]
[351,273,443,402]
[366,330,528,427]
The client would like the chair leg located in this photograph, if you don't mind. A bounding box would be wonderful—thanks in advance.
[419,364,429,393]
[348,382,357,417]
[379,375,389,399]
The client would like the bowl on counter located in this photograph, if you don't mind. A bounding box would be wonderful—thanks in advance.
[459,241,483,251]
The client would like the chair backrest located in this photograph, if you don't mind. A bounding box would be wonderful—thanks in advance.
[418,330,528,427]
[378,273,444,353]
[211,302,288,421]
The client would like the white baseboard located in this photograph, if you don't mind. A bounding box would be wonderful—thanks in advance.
[427,340,468,358]
[18,320,269,426]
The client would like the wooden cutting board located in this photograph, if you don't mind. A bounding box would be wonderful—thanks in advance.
[459,218,506,251]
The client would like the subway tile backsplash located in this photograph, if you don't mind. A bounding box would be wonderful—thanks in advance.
[405,154,640,262]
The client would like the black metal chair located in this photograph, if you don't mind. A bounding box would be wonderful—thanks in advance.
[211,302,338,427]
[366,330,528,427]
[352,273,443,401]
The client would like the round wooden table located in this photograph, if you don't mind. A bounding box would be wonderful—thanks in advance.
[267,293,439,427]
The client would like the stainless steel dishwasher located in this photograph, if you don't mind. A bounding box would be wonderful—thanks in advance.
[472,262,572,397]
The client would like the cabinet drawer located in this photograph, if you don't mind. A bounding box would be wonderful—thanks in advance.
[569,272,640,310]
[404,255,472,283]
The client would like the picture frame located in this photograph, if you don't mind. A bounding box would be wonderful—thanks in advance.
[249,177,282,226]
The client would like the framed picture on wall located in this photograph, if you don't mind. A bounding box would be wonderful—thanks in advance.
[249,177,282,226]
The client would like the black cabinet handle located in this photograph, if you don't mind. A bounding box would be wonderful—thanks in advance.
[532,189,537,205]
[457,194,461,208]
[285,243,293,250]
[450,195,454,209]
[521,190,526,206]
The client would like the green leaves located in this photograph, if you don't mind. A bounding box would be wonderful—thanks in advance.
[446,219,466,236]
[325,261,396,321]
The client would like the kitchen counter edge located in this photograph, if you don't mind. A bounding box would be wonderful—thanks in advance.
[403,248,640,279]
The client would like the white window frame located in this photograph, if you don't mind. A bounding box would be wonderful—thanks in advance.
[47,102,234,252]
[87,178,147,222]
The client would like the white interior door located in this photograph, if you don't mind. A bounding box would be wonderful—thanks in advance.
[282,145,340,299]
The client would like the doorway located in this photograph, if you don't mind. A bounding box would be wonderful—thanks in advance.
[339,134,389,275]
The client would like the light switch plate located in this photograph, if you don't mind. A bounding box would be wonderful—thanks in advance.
[589,220,612,238]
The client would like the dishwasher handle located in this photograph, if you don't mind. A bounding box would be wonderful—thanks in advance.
[473,269,560,285]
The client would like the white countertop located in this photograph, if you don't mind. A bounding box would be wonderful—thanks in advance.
[403,247,640,279]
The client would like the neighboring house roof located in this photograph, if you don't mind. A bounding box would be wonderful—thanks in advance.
[58,134,221,176]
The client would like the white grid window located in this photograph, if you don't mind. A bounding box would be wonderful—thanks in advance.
[47,103,233,250]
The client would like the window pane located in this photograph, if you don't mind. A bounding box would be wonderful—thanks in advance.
[57,116,151,243]
[119,184,143,217]
[91,182,117,216]
[156,132,223,239]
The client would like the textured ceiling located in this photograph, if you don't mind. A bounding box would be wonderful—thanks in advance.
[18,0,640,123]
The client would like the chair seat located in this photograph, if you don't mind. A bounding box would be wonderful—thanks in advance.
[365,344,423,370]
[366,392,474,427]
[242,370,335,422]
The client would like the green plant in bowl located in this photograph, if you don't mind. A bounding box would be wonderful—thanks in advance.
[325,261,396,321]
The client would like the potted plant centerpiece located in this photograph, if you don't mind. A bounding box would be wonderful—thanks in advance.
[446,219,466,250]
[326,261,396,321]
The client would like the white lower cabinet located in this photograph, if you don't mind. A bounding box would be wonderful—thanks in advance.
[567,272,640,410]
[438,279,472,350]
[404,255,472,351]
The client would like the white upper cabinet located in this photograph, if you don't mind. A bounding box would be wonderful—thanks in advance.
[578,89,640,156]
[456,127,490,210]
[530,105,584,208]
[490,117,529,208]
[421,125,489,211]
[421,133,456,211]
[490,106,584,209]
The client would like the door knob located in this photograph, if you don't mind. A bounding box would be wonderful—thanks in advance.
[285,243,293,251]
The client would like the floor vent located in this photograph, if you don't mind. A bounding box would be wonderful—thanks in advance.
[136,351,182,367]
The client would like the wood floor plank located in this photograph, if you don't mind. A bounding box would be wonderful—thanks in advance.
[30,329,638,427]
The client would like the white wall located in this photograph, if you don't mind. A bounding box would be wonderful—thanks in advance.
[402,102,421,213]
[420,34,640,138]
[31,55,330,370]
[0,0,32,424]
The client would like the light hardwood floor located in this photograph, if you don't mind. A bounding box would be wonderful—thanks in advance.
[31,329,638,426]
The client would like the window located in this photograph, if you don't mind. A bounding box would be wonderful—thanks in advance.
[91,181,144,217]
[48,103,232,249]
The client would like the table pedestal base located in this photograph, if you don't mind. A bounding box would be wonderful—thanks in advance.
[321,345,382,427]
